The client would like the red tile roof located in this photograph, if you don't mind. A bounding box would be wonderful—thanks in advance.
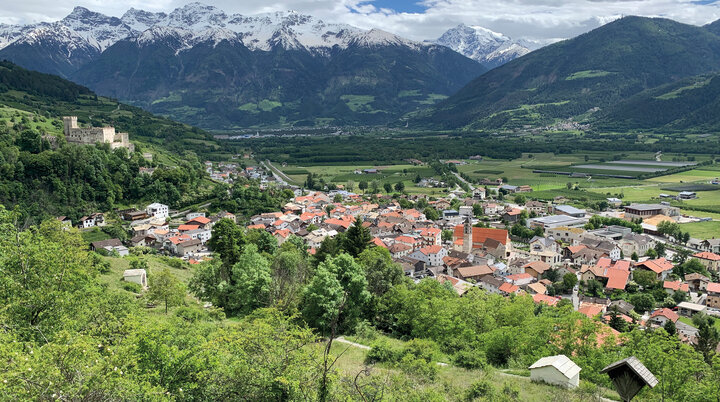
[499,282,520,294]
[533,294,560,306]
[635,258,674,274]
[178,224,200,232]
[707,282,720,293]
[663,281,689,292]
[417,245,444,255]
[650,308,679,323]
[188,216,211,224]
[578,303,604,318]
[507,273,533,282]
[453,226,509,247]
[605,269,630,290]
[247,224,266,230]
[372,237,387,248]
[694,252,720,261]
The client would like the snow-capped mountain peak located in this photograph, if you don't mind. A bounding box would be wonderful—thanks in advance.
[433,24,530,68]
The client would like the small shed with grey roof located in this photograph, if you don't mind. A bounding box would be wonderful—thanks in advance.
[601,356,657,401]
[528,354,581,388]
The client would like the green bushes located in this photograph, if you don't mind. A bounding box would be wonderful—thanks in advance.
[122,281,142,293]
[365,338,442,379]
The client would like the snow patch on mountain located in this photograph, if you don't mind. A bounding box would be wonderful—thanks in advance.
[433,24,530,67]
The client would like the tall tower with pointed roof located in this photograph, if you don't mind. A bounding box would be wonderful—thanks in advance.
[463,216,472,254]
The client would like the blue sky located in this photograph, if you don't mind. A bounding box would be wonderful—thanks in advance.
[361,0,428,13]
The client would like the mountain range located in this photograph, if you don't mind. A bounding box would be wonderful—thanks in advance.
[416,16,720,132]
[1,3,530,129]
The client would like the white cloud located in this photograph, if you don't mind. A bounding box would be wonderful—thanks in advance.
[1,0,719,42]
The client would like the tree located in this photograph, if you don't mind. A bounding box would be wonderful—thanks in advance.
[147,268,185,314]
[394,182,405,192]
[629,293,655,314]
[655,242,667,258]
[208,218,245,271]
[513,194,526,205]
[631,252,639,261]
[343,217,372,257]
[358,247,404,297]
[664,320,677,335]
[302,254,370,334]
[645,248,658,259]
[358,181,368,193]
[370,180,380,194]
[634,270,657,289]
[472,203,483,217]
[423,207,439,221]
[694,314,720,363]
[383,182,393,193]
[562,273,578,291]
[230,245,273,315]
[246,228,278,255]
[608,309,629,332]
[305,173,315,189]
[441,229,453,242]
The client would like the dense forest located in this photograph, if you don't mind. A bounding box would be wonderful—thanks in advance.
[1,209,719,400]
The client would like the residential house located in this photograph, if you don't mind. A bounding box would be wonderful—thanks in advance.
[685,273,710,292]
[523,261,551,280]
[146,203,169,219]
[547,226,585,245]
[608,300,634,316]
[418,227,442,246]
[409,245,448,267]
[503,208,523,223]
[483,202,504,215]
[478,276,505,294]
[123,210,148,221]
[177,239,203,256]
[507,273,535,286]
[692,252,720,272]
[455,265,494,282]
[533,293,560,306]
[707,283,720,309]
[699,239,720,254]
[436,275,474,296]
[633,258,675,281]
[526,282,548,295]
[91,239,128,256]
[677,302,707,317]
[618,233,654,259]
[663,281,689,294]
[648,308,679,327]
[78,213,104,229]
[56,216,72,228]
[529,236,562,265]
[525,201,548,216]
[473,188,486,200]
[580,238,621,261]
[499,282,521,295]
[389,243,412,259]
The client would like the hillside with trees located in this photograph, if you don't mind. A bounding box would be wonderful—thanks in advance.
[414,16,720,131]
[0,61,214,221]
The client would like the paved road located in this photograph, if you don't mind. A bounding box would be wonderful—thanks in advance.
[453,172,474,191]
[263,160,293,186]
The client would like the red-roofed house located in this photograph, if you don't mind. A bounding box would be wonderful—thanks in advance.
[649,308,679,326]
[523,261,551,280]
[693,252,720,271]
[395,235,421,250]
[418,227,442,246]
[409,245,448,267]
[178,224,200,232]
[389,243,412,258]
[663,281,689,294]
[634,258,674,280]
[372,237,387,249]
[707,283,720,309]
[578,303,605,318]
[605,269,630,291]
[533,294,560,306]
[274,229,291,244]
[506,273,534,286]
[247,224,266,230]
[499,282,521,295]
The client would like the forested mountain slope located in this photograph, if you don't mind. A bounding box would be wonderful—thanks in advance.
[415,17,720,131]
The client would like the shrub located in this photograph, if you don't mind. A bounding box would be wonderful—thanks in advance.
[453,349,488,369]
[122,281,142,293]
[397,354,438,381]
[465,379,495,401]
[365,339,401,364]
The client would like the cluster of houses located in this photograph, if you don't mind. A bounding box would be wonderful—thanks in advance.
[204,161,273,184]
[241,187,720,349]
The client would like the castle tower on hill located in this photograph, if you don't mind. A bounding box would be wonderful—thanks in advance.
[62,116,134,152]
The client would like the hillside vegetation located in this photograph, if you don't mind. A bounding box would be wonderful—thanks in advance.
[416,17,720,131]
[0,61,217,221]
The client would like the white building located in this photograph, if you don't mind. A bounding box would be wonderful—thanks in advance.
[146,203,169,219]
[123,269,147,288]
[408,245,448,267]
[529,355,581,388]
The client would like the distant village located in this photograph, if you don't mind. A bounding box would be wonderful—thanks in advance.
[61,158,720,350]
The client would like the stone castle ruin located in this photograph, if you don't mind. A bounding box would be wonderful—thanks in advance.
[62,116,134,152]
